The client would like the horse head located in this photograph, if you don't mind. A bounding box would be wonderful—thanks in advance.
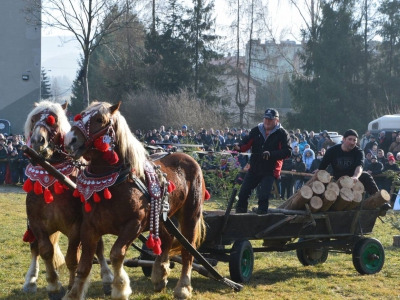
[65,101,147,177]
[24,101,70,159]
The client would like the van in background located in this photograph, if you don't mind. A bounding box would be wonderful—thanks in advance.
[368,115,400,136]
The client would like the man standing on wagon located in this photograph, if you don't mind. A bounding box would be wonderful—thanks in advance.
[233,108,292,214]
[317,129,380,196]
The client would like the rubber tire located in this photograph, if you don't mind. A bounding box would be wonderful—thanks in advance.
[140,243,153,277]
[229,239,254,283]
[296,238,329,266]
[352,238,385,275]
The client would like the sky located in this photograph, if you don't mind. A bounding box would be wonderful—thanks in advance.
[41,1,305,82]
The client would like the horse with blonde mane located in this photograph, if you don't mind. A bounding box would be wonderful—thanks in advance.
[63,101,206,300]
[22,101,113,299]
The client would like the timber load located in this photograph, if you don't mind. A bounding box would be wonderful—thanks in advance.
[277,170,390,212]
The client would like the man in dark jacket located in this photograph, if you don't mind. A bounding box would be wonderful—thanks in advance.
[365,155,384,190]
[234,108,292,214]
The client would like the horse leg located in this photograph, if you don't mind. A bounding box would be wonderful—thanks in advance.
[23,240,40,293]
[151,229,173,293]
[95,237,114,295]
[65,223,81,291]
[62,231,98,300]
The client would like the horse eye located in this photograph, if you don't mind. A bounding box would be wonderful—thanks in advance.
[96,118,103,123]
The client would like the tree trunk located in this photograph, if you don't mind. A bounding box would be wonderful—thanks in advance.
[309,196,323,213]
[330,188,354,211]
[320,189,337,212]
[326,182,340,197]
[352,180,365,194]
[337,176,354,189]
[305,170,331,185]
[278,185,313,210]
[362,189,390,210]
[345,190,363,210]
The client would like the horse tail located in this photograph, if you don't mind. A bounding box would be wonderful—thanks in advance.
[194,212,206,249]
[49,231,66,270]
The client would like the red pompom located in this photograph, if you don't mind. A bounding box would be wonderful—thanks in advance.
[102,150,119,165]
[205,189,210,201]
[23,228,36,243]
[54,181,64,194]
[168,181,176,193]
[103,188,112,200]
[146,233,155,249]
[74,114,82,121]
[94,136,110,152]
[84,202,92,212]
[80,194,85,203]
[93,192,101,202]
[153,237,162,255]
[34,181,43,195]
[46,115,56,126]
[73,189,80,197]
[62,184,69,190]
[44,188,54,204]
[23,178,33,193]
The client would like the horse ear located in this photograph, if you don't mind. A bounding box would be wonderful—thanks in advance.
[61,101,68,111]
[109,101,122,115]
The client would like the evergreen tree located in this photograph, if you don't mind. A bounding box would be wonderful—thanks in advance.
[40,68,52,100]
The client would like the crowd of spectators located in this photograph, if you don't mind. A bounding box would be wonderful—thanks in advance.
[0,133,29,186]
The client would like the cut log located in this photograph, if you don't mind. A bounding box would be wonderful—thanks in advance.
[352,180,365,194]
[311,181,325,195]
[329,187,354,211]
[337,176,354,189]
[304,170,331,185]
[309,196,323,213]
[326,182,340,197]
[362,189,390,210]
[320,189,337,212]
[278,185,313,210]
[345,190,363,210]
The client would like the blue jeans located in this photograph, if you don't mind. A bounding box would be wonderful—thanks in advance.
[237,171,275,212]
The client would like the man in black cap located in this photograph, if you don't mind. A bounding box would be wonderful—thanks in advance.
[317,129,380,195]
[233,108,291,214]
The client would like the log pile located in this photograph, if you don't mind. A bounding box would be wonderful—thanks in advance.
[278,170,390,212]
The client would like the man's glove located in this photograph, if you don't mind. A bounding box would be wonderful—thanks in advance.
[262,151,270,160]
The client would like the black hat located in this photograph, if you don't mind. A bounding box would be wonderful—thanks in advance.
[343,129,359,139]
[227,132,234,136]
[371,155,377,160]
[370,135,376,139]
[263,108,279,119]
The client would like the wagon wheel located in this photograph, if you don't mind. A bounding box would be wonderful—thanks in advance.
[296,238,329,266]
[352,238,385,275]
[229,239,254,283]
[139,243,153,277]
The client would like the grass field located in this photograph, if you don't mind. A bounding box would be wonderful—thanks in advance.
[0,188,400,300]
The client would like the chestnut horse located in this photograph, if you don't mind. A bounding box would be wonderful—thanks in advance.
[22,101,113,299]
[63,101,206,300]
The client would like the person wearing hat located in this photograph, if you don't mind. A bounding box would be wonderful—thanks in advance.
[224,132,236,150]
[365,155,384,189]
[317,129,380,196]
[233,108,291,214]
[364,135,378,154]
[378,131,390,154]
[317,130,329,152]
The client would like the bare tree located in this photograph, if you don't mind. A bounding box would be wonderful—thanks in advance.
[24,0,138,108]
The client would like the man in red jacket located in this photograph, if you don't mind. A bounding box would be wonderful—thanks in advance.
[234,109,291,214]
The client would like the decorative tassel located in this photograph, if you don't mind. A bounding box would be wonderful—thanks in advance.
[153,237,162,255]
[205,189,211,201]
[33,181,43,195]
[84,202,92,212]
[74,114,82,121]
[44,188,54,204]
[94,136,110,152]
[146,233,155,249]
[93,192,101,203]
[80,194,85,203]
[23,178,33,193]
[103,188,112,200]
[168,181,176,193]
[54,181,64,194]
[46,115,56,126]
[23,228,36,243]
[102,150,119,165]
[73,189,80,197]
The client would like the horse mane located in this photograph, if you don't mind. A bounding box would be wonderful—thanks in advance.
[85,102,148,179]
[24,101,71,140]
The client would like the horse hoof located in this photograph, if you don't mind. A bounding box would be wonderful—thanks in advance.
[103,283,112,295]
[48,286,66,300]
[23,283,37,293]
[154,280,168,293]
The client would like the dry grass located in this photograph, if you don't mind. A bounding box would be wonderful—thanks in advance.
[0,189,399,300]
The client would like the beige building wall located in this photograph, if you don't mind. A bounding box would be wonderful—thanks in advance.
[0,0,41,134]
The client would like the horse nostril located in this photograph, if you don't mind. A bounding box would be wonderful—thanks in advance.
[40,136,45,145]
[71,137,77,144]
